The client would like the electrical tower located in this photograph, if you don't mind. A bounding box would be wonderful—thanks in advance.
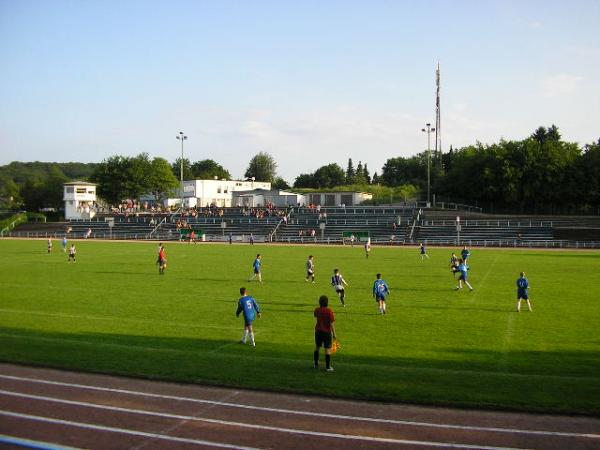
[435,62,442,170]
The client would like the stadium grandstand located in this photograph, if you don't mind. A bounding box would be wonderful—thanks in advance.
[4,205,600,248]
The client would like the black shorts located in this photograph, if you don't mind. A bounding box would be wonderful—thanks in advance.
[315,330,333,349]
[375,295,386,302]
[307,270,314,277]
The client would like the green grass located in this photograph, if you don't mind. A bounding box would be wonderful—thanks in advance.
[1,239,599,415]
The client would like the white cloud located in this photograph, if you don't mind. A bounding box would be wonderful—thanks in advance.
[541,74,584,98]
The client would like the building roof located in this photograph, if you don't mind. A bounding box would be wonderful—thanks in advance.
[64,181,97,186]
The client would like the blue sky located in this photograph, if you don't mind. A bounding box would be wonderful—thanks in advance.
[1,0,598,182]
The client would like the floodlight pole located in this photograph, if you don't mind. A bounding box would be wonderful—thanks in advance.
[176,131,188,212]
[421,123,435,205]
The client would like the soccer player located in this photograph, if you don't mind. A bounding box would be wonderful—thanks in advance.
[313,295,336,371]
[456,259,473,291]
[62,236,68,253]
[461,245,470,264]
[331,268,349,307]
[373,273,390,314]
[158,244,167,275]
[305,255,315,283]
[364,238,371,259]
[249,233,254,245]
[516,272,532,312]
[249,254,262,282]
[236,287,261,346]
[68,244,76,263]
[47,239,52,253]
[450,253,460,276]
[419,243,430,260]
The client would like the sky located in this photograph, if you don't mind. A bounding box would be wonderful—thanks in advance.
[1,0,599,182]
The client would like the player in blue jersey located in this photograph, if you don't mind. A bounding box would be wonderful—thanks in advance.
[461,246,470,263]
[372,273,390,314]
[236,287,261,346]
[419,243,430,260]
[248,254,262,283]
[455,259,473,291]
[62,236,68,253]
[516,272,532,312]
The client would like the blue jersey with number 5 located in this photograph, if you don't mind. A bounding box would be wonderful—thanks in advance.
[237,295,261,321]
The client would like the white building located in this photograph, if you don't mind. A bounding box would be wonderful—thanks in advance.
[177,179,272,208]
[232,189,305,207]
[305,191,373,206]
[63,181,97,220]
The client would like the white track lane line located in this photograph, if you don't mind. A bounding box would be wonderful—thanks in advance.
[1,377,597,441]
[0,393,526,450]
[0,411,263,450]
[0,433,81,450]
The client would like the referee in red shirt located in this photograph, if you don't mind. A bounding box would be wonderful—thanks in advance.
[314,295,336,371]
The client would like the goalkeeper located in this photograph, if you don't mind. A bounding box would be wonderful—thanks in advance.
[313,295,336,372]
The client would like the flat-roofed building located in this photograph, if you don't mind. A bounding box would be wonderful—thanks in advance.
[63,181,97,219]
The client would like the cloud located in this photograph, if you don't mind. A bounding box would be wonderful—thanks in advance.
[540,74,584,98]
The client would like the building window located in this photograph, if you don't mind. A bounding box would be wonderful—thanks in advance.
[65,186,74,194]
[76,188,86,194]
[217,187,222,193]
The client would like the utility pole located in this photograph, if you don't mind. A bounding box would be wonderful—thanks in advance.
[176,131,188,211]
[421,123,435,205]
[435,62,442,170]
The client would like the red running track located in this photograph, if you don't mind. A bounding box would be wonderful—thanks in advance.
[0,363,599,450]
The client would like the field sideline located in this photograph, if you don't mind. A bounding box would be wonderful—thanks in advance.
[0,238,599,415]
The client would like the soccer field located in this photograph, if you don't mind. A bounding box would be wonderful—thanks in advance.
[1,239,599,415]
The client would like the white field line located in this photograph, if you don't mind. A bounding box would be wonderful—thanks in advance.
[1,375,598,440]
[0,391,527,450]
[0,334,596,382]
[469,254,498,302]
[0,433,82,450]
[0,410,263,450]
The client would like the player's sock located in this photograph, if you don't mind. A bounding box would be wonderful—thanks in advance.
[250,332,255,346]
[313,350,319,368]
[241,330,248,343]
[325,354,331,369]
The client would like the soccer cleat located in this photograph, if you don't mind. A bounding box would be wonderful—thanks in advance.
[325,366,334,372]
[239,340,246,344]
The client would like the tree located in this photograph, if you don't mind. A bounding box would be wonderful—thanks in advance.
[354,161,365,184]
[91,156,129,205]
[245,152,277,183]
[381,155,426,187]
[171,158,193,180]
[372,172,380,185]
[363,163,371,184]
[0,176,22,208]
[191,159,231,180]
[148,158,179,201]
[272,177,290,190]
[92,154,181,204]
[531,126,547,145]
[345,158,355,183]
[312,163,346,188]
[547,124,561,142]
[293,173,316,188]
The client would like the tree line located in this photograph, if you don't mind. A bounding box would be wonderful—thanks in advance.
[1,125,598,214]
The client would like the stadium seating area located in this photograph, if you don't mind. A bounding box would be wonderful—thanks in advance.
[6,206,600,248]
[273,206,414,244]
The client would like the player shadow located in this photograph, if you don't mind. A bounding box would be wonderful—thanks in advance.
[92,270,149,276]
[405,304,510,313]
[1,325,598,414]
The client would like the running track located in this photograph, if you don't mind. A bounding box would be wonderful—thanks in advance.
[0,363,598,450]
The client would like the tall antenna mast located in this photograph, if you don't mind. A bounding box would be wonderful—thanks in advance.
[435,62,442,168]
